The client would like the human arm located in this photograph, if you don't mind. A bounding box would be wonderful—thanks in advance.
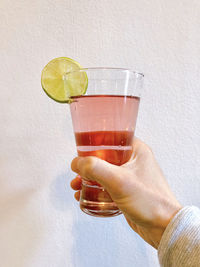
[71,138,200,266]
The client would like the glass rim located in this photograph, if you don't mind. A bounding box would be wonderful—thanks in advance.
[65,67,144,78]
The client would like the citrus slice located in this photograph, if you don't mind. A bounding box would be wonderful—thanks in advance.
[41,57,88,103]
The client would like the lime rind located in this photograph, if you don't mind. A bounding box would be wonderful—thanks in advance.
[41,57,88,103]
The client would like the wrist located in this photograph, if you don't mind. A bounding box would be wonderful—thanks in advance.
[152,202,183,248]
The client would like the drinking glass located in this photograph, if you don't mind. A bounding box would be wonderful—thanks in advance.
[69,68,143,217]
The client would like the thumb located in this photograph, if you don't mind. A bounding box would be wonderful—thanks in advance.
[71,156,124,194]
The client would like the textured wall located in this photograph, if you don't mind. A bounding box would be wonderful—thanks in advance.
[1,0,200,266]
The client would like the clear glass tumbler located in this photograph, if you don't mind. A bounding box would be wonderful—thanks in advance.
[69,68,143,217]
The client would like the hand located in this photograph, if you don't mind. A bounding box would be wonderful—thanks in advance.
[70,138,182,249]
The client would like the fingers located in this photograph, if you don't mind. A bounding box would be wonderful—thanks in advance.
[70,176,81,202]
[71,156,100,180]
[70,175,82,190]
[71,156,123,192]
[74,191,80,201]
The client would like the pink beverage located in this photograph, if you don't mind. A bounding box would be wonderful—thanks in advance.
[70,95,140,217]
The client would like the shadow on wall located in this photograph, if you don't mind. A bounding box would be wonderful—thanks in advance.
[49,171,74,211]
[50,172,149,267]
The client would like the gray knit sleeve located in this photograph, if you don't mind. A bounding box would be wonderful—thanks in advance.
[158,206,200,267]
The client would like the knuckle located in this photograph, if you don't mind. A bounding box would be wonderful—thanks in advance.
[71,157,80,172]
[81,157,97,177]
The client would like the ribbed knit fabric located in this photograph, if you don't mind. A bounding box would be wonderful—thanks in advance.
[158,206,200,266]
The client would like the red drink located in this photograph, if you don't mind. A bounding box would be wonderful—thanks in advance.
[70,95,140,217]
[75,130,133,165]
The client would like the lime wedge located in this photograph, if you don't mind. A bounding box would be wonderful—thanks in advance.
[41,57,88,103]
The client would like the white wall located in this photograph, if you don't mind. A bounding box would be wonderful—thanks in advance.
[1,0,200,266]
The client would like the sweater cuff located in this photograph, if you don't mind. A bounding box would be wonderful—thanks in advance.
[158,206,200,266]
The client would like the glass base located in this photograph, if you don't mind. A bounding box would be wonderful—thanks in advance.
[80,200,122,217]
[80,180,122,217]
